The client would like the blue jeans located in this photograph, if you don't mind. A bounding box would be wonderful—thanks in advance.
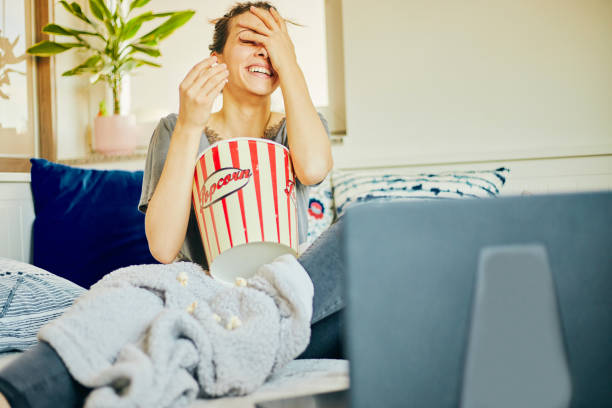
[297,218,345,359]
[0,219,346,408]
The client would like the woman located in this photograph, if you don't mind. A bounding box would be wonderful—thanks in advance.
[0,2,344,407]
[140,0,344,358]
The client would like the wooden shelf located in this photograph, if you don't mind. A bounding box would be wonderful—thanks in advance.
[56,136,343,167]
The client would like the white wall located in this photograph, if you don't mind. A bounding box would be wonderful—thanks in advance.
[338,0,612,168]
[49,0,612,194]
[53,0,330,159]
[54,0,96,159]
[0,175,34,263]
[129,0,328,121]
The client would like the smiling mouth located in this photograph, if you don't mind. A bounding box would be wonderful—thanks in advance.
[247,65,274,78]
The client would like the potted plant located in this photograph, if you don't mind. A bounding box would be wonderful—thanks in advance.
[27,0,194,155]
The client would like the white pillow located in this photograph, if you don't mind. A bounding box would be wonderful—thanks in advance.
[305,174,335,246]
[332,168,510,218]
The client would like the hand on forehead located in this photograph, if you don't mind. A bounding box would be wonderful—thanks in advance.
[232,11,268,37]
[234,6,285,39]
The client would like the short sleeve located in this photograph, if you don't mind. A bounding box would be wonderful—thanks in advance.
[316,111,331,137]
[138,117,173,214]
[311,112,331,187]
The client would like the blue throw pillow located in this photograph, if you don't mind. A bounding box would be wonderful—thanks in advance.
[30,159,157,288]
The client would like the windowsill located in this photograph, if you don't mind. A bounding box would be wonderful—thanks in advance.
[0,172,31,182]
[57,149,148,166]
[330,135,345,145]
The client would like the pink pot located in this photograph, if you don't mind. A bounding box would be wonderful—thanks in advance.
[93,114,137,155]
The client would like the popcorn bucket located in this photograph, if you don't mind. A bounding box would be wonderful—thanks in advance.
[192,138,299,283]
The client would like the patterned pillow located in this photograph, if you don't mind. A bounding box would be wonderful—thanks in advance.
[305,174,335,245]
[0,258,85,352]
[332,167,510,218]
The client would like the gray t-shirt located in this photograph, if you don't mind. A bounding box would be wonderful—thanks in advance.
[138,113,330,269]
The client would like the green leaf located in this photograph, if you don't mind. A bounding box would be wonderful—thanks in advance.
[71,2,93,25]
[70,2,85,15]
[42,23,73,36]
[129,44,160,57]
[59,0,73,15]
[119,57,161,73]
[132,58,161,67]
[98,100,108,116]
[58,1,92,25]
[81,54,103,68]
[105,20,116,36]
[120,11,156,41]
[119,59,137,73]
[138,38,158,47]
[129,0,151,12]
[138,10,195,43]
[42,23,101,38]
[26,40,84,56]
[62,55,102,76]
[89,0,111,21]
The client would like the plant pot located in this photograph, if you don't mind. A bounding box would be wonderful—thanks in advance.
[93,114,137,155]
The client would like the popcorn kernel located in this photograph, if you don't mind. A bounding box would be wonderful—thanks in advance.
[226,315,242,330]
[186,301,197,314]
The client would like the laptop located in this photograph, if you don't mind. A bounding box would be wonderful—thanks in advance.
[341,192,612,407]
[256,192,611,407]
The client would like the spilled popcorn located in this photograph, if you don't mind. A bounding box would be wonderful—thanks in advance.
[235,277,247,287]
[186,301,197,314]
[177,272,188,286]
[226,315,242,330]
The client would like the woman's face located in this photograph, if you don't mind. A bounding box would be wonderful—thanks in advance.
[216,11,280,97]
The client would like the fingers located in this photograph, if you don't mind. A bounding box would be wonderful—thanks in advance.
[239,30,268,47]
[237,19,271,37]
[191,63,228,91]
[269,7,287,33]
[248,6,278,31]
[181,56,217,89]
[199,67,229,96]
[207,76,228,100]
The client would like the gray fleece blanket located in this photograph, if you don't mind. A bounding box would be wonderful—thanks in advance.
[37,254,314,408]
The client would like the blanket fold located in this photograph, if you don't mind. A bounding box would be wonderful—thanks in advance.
[37,254,313,408]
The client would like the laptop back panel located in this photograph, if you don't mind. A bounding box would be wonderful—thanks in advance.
[342,192,612,408]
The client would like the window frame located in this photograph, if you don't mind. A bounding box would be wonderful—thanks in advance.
[0,0,56,173]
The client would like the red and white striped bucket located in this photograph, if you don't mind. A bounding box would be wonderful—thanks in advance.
[192,138,299,283]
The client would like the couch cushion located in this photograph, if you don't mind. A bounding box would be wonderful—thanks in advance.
[305,174,335,246]
[332,167,510,218]
[0,257,85,352]
[30,159,157,288]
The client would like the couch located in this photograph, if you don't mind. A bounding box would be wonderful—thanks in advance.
[0,158,509,405]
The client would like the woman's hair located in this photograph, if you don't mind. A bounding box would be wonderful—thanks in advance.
[208,2,300,54]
